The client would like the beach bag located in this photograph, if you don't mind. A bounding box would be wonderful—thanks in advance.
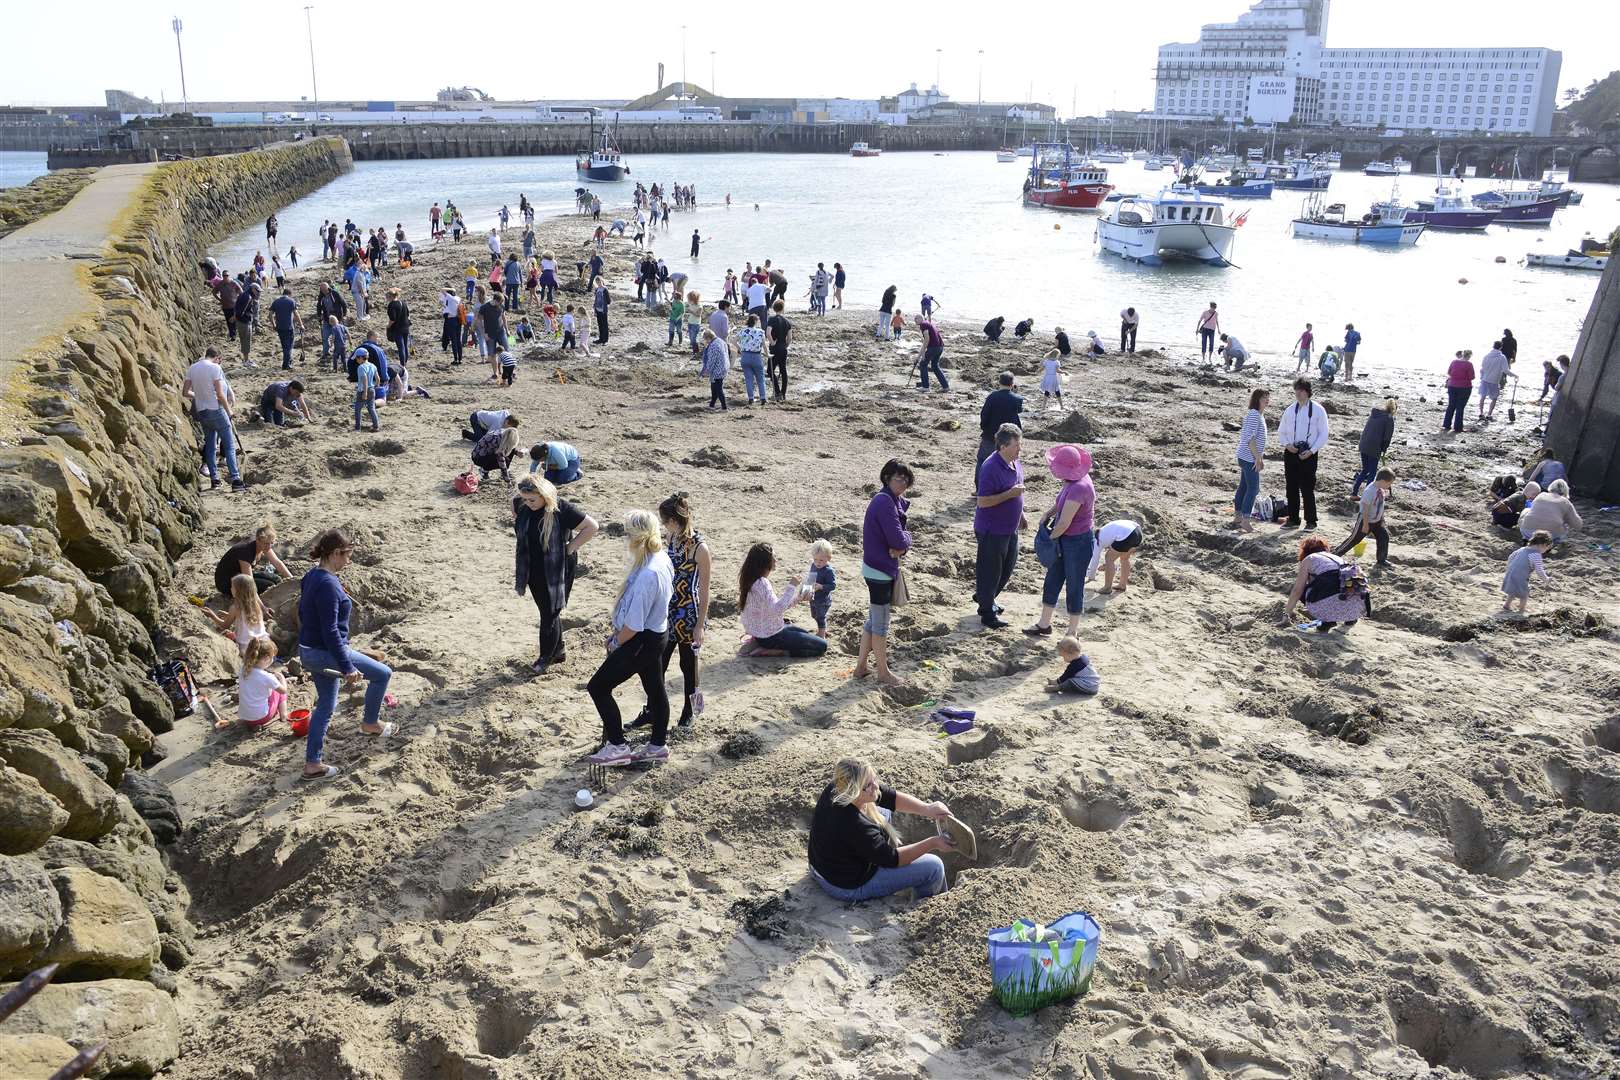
[891,566,911,608]
[453,471,480,496]
[148,659,197,720]
[1034,521,1059,568]
[987,912,1101,1017]
[1250,495,1285,522]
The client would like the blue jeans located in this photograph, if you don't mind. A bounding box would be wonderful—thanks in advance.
[1350,449,1379,497]
[917,345,947,389]
[814,853,946,903]
[354,390,379,430]
[196,408,239,482]
[298,645,392,764]
[1443,386,1470,433]
[1235,458,1261,516]
[544,464,582,485]
[320,319,334,358]
[1041,531,1095,615]
[740,353,766,401]
[278,328,295,369]
[755,625,828,658]
[687,323,701,348]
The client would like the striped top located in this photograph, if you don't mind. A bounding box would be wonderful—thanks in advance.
[1236,409,1267,463]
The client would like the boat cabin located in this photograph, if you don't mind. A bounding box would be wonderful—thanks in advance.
[1113,196,1227,227]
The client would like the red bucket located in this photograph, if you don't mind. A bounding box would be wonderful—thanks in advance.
[288,708,311,737]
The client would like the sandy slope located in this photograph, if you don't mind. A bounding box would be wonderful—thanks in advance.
[150,209,1620,1080]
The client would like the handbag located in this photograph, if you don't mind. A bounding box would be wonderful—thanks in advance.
[890,565,910,608]
[1034,521,1059,568]
[987,911,1101,1017]
[452,471,480,495]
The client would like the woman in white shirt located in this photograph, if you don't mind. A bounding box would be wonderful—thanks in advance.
[586,511,675,767]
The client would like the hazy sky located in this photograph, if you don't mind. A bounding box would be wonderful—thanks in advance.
[4,0,1612,112]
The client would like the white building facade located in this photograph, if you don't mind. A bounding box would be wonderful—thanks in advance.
[1319,48,1561,135]
[1152,0,1563,136]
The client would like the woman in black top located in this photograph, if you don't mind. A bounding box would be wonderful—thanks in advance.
[877,285,898,340]
[214,523,290,598]
[385,288,412,368]
[808,758,954,903]
[514,476,599,675]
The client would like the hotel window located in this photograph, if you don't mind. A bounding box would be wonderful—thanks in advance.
[1520,107,1529,115]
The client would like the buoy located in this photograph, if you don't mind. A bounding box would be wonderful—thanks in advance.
[1458,277,1469,284]
[1494,255,1506,263]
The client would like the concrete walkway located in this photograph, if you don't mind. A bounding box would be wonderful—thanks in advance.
[0,163,158,365]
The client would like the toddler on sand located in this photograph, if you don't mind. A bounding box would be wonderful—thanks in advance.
[1045,637,1100,695]
[1501,530,1553,614]
[237,637,288,730]
[804,539,837,636]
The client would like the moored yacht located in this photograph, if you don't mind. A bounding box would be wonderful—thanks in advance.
[1097,190,1237,267]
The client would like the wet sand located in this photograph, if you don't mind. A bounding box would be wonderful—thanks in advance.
[154,206,1620,1079]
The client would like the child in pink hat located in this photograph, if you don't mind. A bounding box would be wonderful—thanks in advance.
[1026,445,1096,639]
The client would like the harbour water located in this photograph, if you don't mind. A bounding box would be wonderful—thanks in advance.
[218,151,1611,385]
[0,151,48,188]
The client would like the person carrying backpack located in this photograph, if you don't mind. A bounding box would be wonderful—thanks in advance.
[1283,536,1369,632]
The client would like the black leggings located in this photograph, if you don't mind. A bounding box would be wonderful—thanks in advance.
[768,352,788,399]
[531,589,563,662]
[661,637,699,721]
[588,630,669,746]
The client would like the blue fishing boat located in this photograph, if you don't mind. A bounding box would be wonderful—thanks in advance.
[1264,159,1332,190]
[1291,193,1424,245]
[1192,172,1273,199]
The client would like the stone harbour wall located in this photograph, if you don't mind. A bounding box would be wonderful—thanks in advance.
[0,137,352,1077]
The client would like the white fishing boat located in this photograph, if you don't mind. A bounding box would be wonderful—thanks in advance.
[1363,160,1399,176]
[1291,192,1425,245]
[1131,148,1151,160]
[1526,251,1607,271]
[1094,149,1128,164]
[1015,145,1034,157]
[1143,156,1166,171]
[1097,190,1237,267]
[995,148,1018,163]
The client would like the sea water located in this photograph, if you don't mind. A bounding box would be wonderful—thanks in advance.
[216,152,1609,383]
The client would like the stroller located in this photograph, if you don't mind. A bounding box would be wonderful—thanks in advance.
[1317,346,1341,385]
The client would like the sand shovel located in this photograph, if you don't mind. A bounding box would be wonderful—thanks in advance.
[1506,374,1519,425]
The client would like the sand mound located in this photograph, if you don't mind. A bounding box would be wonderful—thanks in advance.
[681,445,740,469]
[1028,409,1108,442]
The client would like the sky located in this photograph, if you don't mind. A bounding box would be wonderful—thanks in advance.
[3,0,1613,112]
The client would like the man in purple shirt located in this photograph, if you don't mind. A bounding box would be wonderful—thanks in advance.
[915,317,949,391]
[973,424,1027,629]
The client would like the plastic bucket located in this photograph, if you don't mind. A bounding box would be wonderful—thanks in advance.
[987,912,1100,1017]
[288,708,310,737]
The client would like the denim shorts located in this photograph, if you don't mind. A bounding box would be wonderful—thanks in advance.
[864,578,894,636]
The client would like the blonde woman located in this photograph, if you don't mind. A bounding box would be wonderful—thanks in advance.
[586,510,675,766]
[514,475,599,675]
[808,758,954,903]
[213,522,290,599]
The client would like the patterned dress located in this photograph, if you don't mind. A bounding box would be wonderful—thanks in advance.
[667,530,704,644]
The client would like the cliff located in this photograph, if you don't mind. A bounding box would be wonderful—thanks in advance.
[0,137,351,1076]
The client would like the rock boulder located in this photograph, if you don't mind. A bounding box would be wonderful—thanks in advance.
[37,867,159,979]
[0,730,118,841]
[0,856,63,978]
[0,1033,84,1080]
[0,766,69,854]
[0,977,179,1077]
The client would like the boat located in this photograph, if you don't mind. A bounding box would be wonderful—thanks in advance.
[1468,188,1557,224]
[575,117,628,182]
[1526,249,1608,271]
[1094,147,1128,164]
[1190,168,1273,200]
[1363,160,1400,176]
[1291,194,1424,245]
[995,148,1018,163]
[1396,182,1498,231]
[1022,143,1113,211]
[850,142,882,157]
[1015,145,1034,157]
[1143,156,1166,171]
[1097,190,1237,267]
[1535,173,1579,207]
[1131,148,1151,160]
[1263,159,1332,190]
[1324,151,1342,166]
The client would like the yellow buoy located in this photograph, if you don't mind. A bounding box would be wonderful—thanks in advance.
[1053,223,1061,231]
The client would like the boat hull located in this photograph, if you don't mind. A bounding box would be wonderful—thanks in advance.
[577,163,627,182]
[1097,221,1236,266]
[1024,184,1112,211]
[1526,253,1607,271]
[1193,181,1273,199]
[1403,206,1498,231]
[1291,219,1425,245]
[1272,175,1331,190]
[1480,198,1558,224]
[851,150,882,158]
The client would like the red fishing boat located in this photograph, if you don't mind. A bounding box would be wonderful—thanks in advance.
[1022,143,1112,211]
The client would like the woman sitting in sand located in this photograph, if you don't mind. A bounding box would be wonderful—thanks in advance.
[297,528,394,781]
[738,543,828,658]
[1283,536,1369,632]
[514,475,599,676]
[585,511,675,767]
[854,459,914,686]
[214,523,291,599]
[1517,478,1582,542]
[808,758,954,904]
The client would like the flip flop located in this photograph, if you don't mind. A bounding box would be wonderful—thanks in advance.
[300,765,339,782]
[362,722,397,737]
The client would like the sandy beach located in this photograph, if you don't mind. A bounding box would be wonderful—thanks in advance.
[151,205,1620,1079]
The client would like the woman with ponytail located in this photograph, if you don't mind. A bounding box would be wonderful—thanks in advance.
[807,758,954,903]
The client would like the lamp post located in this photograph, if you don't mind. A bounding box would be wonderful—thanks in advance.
[935,48,942,93]
[171,17,188,114]
[681,25,687,95]
[978,50,984,107]
[710,51,715,95]
[304,6,319,124]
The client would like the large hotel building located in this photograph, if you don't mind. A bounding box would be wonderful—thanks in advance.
[1150,0,1562,135]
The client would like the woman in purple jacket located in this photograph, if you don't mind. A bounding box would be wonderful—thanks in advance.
[853,459,914,686]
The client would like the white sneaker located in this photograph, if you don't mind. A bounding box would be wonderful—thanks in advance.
[587,742,634,766]
[632,743,669,764]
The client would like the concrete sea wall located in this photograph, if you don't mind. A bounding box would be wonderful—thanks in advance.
[1547,256,1620,500]
[0,137,352,1076]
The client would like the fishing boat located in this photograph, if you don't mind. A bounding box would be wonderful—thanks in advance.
[1363,159,1402,176]
[1015,145,1034,157]
[850,142,882,158]
[1324,150,1343,167]
[1535,173,1580,207]
[1022,143,1112,211]
[1143,156,1166,171]
[1191,168,1273,200]
[1094,148,1129,164]
[1097,190,1238,267]
[1526,249,1608,271]
[1468,188,1557,224]
[1263,159,1332,190]
[1131,148,1151,160]
[575,119,628,182]
[1397,182,1498,231]
[995,148,1018,163]
[1291,193,1424,245]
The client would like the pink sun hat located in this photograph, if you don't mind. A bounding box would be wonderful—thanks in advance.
[1046,444,1093,481]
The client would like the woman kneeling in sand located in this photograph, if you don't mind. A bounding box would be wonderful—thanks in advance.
[809,758,955,903]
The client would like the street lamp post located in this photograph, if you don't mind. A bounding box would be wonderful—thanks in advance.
[710,51,715,95]
[935,48,942,93]
[304,6,319,124]
[171,17,188,114]
[978,49,984,106]
[681,25,687,95]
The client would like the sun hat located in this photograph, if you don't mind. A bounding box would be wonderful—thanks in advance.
[1046,444,1093,481]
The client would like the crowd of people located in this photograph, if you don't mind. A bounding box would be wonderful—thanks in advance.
[187,180,1591,907]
